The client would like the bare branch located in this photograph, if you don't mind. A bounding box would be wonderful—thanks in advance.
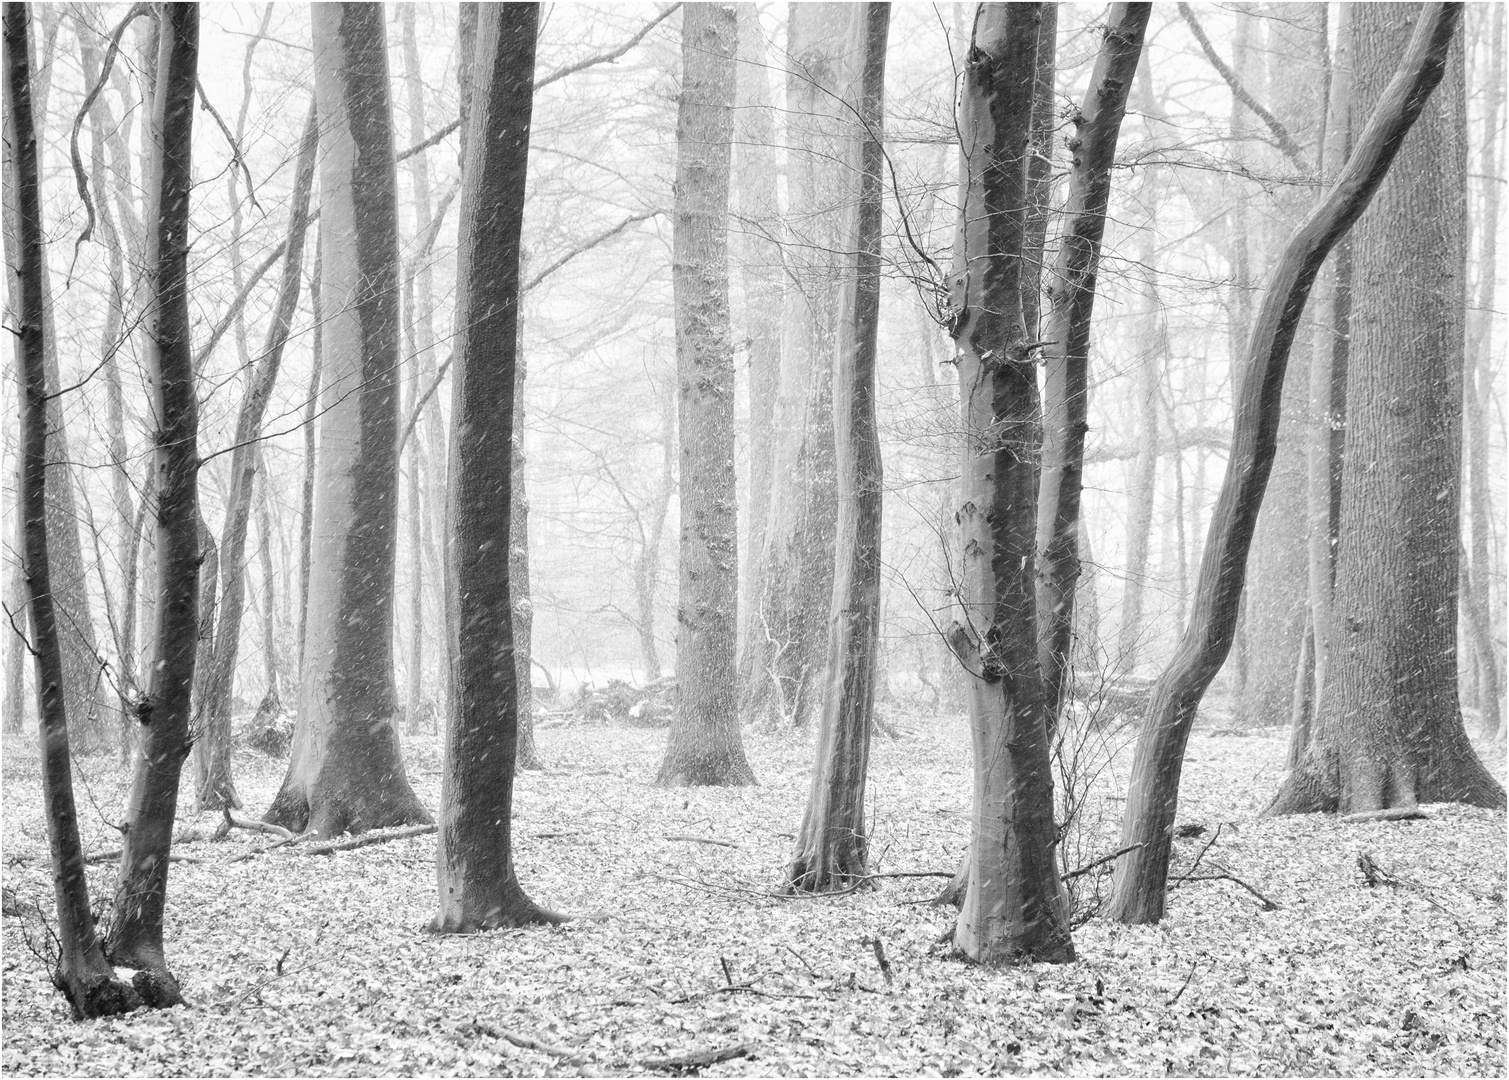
[532,4,680,91]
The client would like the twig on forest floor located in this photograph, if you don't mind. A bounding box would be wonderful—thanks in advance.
[220,808,297,841]
[641,1042,756,1072]
[1165,959,1202,1006]
[669,982,820,1004]
[869,937,894,985]
[225,956,333,1009]
[1358,851,1464,924]
[82,849,202,865]
[1170,824,1224,884]
[472,1020,585,1062]
[529,830,589,840]
[664,833,740,849]
[1180,869,1280,911]
[783,943,820,978]
[1342,808,1430,824]
[303,825,437,857]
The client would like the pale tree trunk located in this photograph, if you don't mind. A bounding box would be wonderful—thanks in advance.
[1461,4,1503,740]
[432,2,560,933]
[4,0,139,1020]
[1110,1,1470,925]
[1020,4,1056,341]
[296,246,321,679]
[633,387,676,680]
[1235,5,1325,730]
[510,338,543,771]
[1296,4,1353,766]
[194,102,318,812]
[266,3,429,837]
[657,1,754,787]
[786,2,888,894]
[1035,3,1150,729]
[740,2,847,729]
[105,4,200,1007]
[946,2,1073,967]
[1268,6,1503,816]
[255,462,281,712]
[732,2,781,666]
[1116,225,1160,677]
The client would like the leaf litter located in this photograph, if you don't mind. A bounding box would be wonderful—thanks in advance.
[2,714,1503,1077]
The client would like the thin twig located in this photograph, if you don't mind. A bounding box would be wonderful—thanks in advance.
[1061,842,1145,883]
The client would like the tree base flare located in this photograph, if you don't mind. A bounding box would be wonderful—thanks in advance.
[1267,741,1506,817]
[430,887,567,935]
[264,777,432,839]
[56,968,140,1021]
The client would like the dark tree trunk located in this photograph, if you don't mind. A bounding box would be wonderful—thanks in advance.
[432,2,559,933]
[105,3,200,1007]
[1110,0,1469,925]
[3,0,139,1020]
[656,2,754,788]
[1267,4,1503,816]
[1035,3,1150,730]
[946,2,1074,967]
[195,101,318,812]
[786,2,888,894]
[266,3,429,837]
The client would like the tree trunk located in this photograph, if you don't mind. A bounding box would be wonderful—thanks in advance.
[1020,4,1056,342]
[1267,4,1503,817]
[657,2,754,787]
[4,0,140,1020]
[510,338,544,772]
[1110,0,1470,925]
[1035,3,1150,729]
[785,2,888,894]
[432,2,559,933]
[194,101,318,812]
[265,3,429,837]
[739,2,847,730]
[105,3,201,1007]
[946,2,1074,967]
[296,245,321,681]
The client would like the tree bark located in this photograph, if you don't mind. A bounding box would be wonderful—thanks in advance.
[105,2,201,1007]
[432,2,559,933]
[194,101,318,813]
[946,2,1074,967]
[657,2,755,787]
[265,3,429,837]
[4,0,140,1021]
[1035,3,1150,729]
[1267,3,1503,817]
[786,2,888,894]
[1110,0,1470,926]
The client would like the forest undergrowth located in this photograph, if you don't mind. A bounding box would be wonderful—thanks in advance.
[2,710,1504,1077]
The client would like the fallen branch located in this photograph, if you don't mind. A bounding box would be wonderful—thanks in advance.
[641,1042,756,1072]
[663,833,740,849]
[472,1020,584,1063]
[221,808,296,841]
[303,824,437,857]
[1342,808,1430,824]
[82,849,202,866]
[1180,869,1280,911]
[1062,843,1145,883]
[1165,959,1202,1007]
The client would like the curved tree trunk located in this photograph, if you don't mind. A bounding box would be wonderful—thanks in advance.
[656,2,755,788]
[1267,4,1502,817]
[1110,1,1471,926]
[4,0,140,1020]
[265,3,429,837]
[432,1,560,933]
[786,2,888,894]
[105,3,201,1007]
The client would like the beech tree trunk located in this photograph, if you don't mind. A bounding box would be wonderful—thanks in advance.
[739,3,847,730]
[946,2,1074,967]
[657,2,754,787]
[104,2,200,1007]
[4,0,140,1020]
[1111,0,1470,925]
[786,2,888,894]
[432,2,559,933]
[194,101,318,812]
[266,3,429,837]
[1267,4,1503,817]
[1036,3,1150,728]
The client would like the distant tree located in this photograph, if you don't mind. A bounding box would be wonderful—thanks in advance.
[1112,0,1470,925]
[4,0,139,1021]
[432,2,561,932]
[1267,3,1503,817]
[656,1,755,787]
[265,3,429,836]
[786,1,889,894]
[945,2,1074,966]
[104,0,201,1007]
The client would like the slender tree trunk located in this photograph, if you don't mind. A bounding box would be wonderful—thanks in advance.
[946,2,1074,967]
[1020,3,1056,342]
[786,2,888,894]
[296,247,321,680]
[510,335,544,772]
[1110,0,1470,925]
[266,3,429,837]
[194,102,318,812]
[432,2,560,933]
[1267,4,1502,817]
[657,2,754,787]
[1036,3,1150,729]
[105,3,200,1007]
[4,0,140,1020]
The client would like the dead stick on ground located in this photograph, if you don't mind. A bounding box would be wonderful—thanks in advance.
[472,1020,583,1062]
[221,807,297,841]
[1166,959,1202,1006]
[641,1043,756,1071]
[303,824,437,857]
[664,833,740,849]
[870,937,894,985]
[1181,870,1280,911]
[1169,824,1224,885]
[83,849,201,865]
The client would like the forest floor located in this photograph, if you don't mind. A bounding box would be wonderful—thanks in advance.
[2,706,1505,1077]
